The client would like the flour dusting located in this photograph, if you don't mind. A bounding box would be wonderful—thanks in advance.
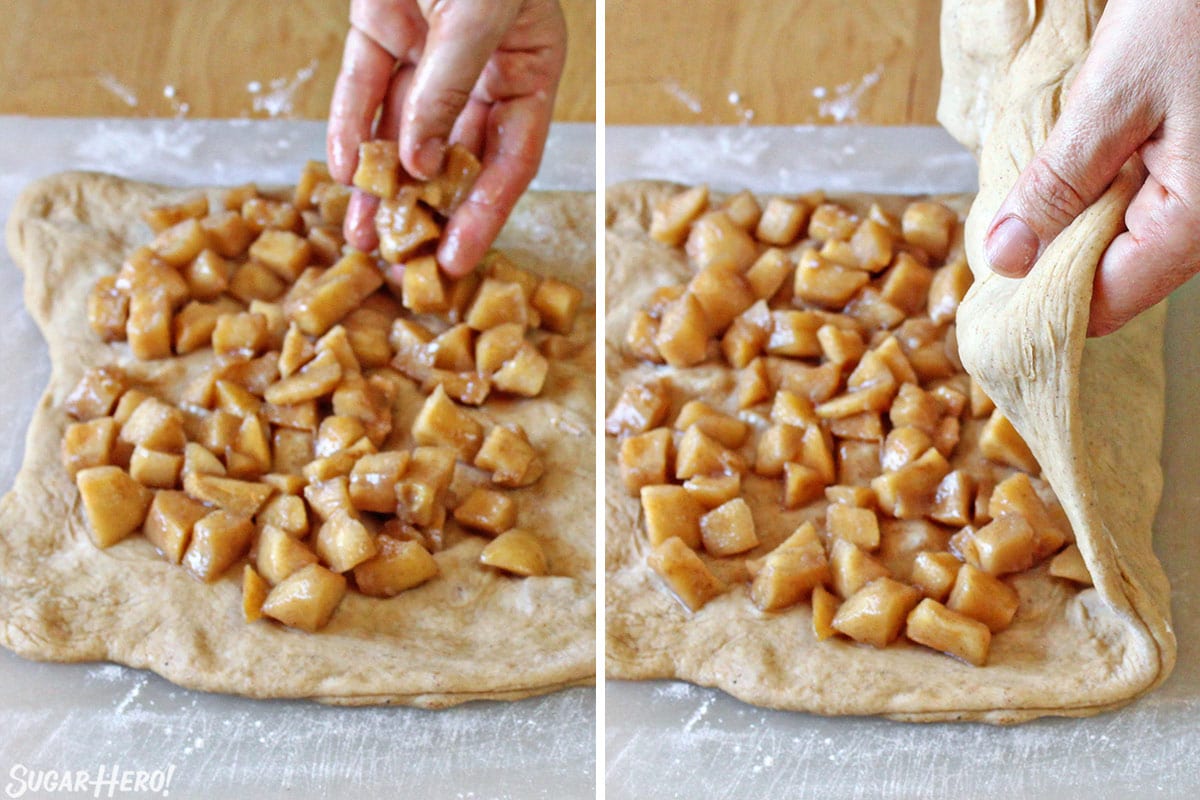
[113,675,147,714]
[681,695,714,733]
[726,90,756,124]
[653,681,699,700]
[74,122,205,172]
[162,84,191,118]
[96,73,139,108]
[87,663,129,682]
[661,79,703,115]
[815,63,884,123]
[248,59,320,118]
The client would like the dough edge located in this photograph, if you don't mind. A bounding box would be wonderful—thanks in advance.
[1,170,597,708]
[603,179,1169,724]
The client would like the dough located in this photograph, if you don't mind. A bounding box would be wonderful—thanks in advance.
[939,0,1174,705]
[604,177,1168,723]
[0,171,596,707]
[606,0,1173,723]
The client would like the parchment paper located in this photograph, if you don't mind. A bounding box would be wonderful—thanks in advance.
[0,117,595,800]
[604,125,1200,799]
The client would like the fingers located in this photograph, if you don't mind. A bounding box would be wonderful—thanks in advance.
[450,98,491,157]
[1089,173,1200,335]
[327,27,396,183]
[438,94,552,276]
[376,66,416,153]
[342,65,413,252]
[400,0,520,179]
[349,0,427,61]
[344,190,381,253]
[984,67,1155,278]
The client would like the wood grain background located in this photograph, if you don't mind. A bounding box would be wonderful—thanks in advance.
[0,0,596,122]
[606,0,942,125]
[0,1,943,126]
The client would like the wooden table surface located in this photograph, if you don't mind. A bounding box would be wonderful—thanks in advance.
[0,0,596,122]
[0,1,941,127]
[606,0,942,125]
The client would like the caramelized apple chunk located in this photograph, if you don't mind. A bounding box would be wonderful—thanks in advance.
[905,598,991,666]
[980,411,1040,473]
[261,563,347,632]
[87,275,129,342]
[479,529,548,577]
[75,466,153,548]
[375,189,440,263]
[605,381,671,438]
[242,565,270,622]
[354,537,439,597]
[143,194,209,233]
[830,577,921,648]
[647,536,725,612]
[62,417,119,476]
[352,140,403,199]
[420,142,481,216]
[453,488,517,536]
[750,522,831,611]
[183,472,273,516]
[947,564,1019,633]
[412,384,483,461]
[65,366,127,421]
[256,524,319,584]
[531,278,584,335]
[655,292,710,368]
[475,425,544,488]
[467,279,530,330]
[1049,544,1092,585]
[286,251,384,336]
[811,585,839,640]
[492,343,549,397]
[182,509,254,582]
[640,484,704,549]
[315,510,378,573]
[700,497,759,557]
[901,201,957,260]
[650,184,709,246]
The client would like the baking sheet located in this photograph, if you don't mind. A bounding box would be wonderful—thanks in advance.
[0,117,596,800]
[605,125,1200,800]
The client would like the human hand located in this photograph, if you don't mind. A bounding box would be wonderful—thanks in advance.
[981,0,1200,336]
[327,0,567,277]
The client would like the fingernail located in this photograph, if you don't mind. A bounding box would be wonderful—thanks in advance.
[985,216,1039,277]
[414,138,445,179]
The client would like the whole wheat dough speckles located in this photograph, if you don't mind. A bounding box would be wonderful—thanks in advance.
[0,171,596,707]
[604,175,1168,723]
[940,0,1173,704]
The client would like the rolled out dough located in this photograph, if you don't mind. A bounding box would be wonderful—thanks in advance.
[605,0,1173,723]
[940,0,1174,709]
[0,172,596,707]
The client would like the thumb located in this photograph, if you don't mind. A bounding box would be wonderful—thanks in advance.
[399,0,519,179]
[984,69,1151,278]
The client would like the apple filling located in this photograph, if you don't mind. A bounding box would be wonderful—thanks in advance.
[64,145,582,632]
[609,185,1087,666]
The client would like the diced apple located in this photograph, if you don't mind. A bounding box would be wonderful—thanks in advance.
[182,509,255,582]
[354,537,439,597]
[261,563,347,632]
